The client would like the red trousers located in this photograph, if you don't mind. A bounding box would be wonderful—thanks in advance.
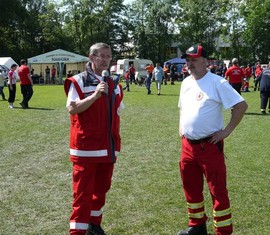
[180,137,233,235]
[69,162,114,235]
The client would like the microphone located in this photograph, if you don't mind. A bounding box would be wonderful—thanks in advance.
[101,70,109,94]
[102,70,109,83]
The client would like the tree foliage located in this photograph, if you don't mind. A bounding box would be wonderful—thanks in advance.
[175,0,230,58]
[0,0,269,64]
[240,0,270,62]
[126,0,179,62]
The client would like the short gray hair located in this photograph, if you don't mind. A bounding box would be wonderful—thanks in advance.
[89,42,111,55]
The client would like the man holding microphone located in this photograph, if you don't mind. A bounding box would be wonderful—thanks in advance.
[64,42,124,235]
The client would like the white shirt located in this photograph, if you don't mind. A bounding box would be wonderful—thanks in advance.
[66,74,124,112]
[153,66,164,81]
[7,70,17,85]
[66,74,103,107]
[178,71,244,140]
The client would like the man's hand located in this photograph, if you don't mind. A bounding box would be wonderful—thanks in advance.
[95,81,108,98]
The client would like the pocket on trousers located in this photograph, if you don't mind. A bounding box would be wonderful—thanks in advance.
[73,163,85,172]
[72,163,86,185]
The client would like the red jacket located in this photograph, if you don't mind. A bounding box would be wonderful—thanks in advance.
[64,73,123,163]
[255,66,263,78]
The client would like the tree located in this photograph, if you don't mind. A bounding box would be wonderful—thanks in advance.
[0,0,28,61]
[125,0,179,63]
[1,0,269,65]
[38,0,72,53]
[240,0,270,63]
[175,0,230,58]
[62,0,126,57]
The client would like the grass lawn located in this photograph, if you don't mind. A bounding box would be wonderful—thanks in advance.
[0,80,269,235]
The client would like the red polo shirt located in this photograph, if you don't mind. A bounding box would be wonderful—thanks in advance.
[225,65,244,83]
[18,65,31,85]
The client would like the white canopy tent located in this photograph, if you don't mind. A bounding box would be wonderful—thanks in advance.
[0,57,18,69]
[27,49,89,84]
[0,57,19,81]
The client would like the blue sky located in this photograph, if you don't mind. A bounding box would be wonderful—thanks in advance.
[53,0,134,4]
[123,0,133,5]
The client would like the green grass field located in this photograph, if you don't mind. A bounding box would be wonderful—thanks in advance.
[0,80,269,235]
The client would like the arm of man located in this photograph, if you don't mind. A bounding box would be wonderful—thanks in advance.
[28,73,34,86]
[210,100,248,144]
[224,68,230,80]
[68,81,107,115]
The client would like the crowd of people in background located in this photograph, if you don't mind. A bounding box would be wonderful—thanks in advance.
[1,54,269,114]
[122,59,268,93]
[121,58,270,114]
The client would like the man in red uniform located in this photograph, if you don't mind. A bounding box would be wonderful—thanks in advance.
[18,59,33,109]
[225,58,244,94]
[178,45,248,235]
[64,42,124,235]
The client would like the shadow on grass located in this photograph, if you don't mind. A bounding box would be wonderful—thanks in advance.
[245,112,270,116]
[161,93,179,96]
[15,107,55,111]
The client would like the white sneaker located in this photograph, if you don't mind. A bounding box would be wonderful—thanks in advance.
[9,104,14,109]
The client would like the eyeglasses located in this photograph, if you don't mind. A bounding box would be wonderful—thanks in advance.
[94,54,112,60]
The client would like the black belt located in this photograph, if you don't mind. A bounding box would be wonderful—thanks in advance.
[184,136,212,144]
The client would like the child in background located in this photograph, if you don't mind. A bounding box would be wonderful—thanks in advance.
[244,64,252,92]
[145,70,151,94]
[241,78,249,92]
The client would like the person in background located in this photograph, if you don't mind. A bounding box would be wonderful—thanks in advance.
[215,65,222,76]
[178,45,248,235]
[153,62,164,95]
[129,63,136,84]
[67,70,73,78]
[7,64,18,109]
[45,66,50,84]
[30,68,34,78]
[163,64,169,85]
[221,63,227,77]
[123,70,130,92]
[257,62,270,114]
[209,65,216,73]
[145,63,154,81]
[225,58,244,94]
[64,42,124,235]
[251,63,256,80]
[181,64,189,80]
[170,63,177,84]
[51,65,56,84]
[0,69,6,100]
[18,59,34,109]
[145,70,152,94]
[254,62,263,91]
[243,64,252,92]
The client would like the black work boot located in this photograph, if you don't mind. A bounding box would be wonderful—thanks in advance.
[177,223,207,235]
[85,223,106,235]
